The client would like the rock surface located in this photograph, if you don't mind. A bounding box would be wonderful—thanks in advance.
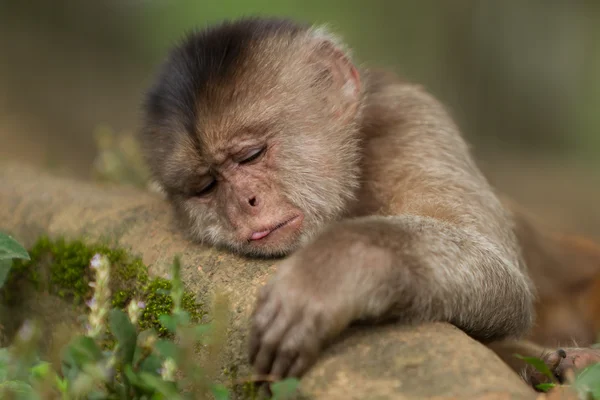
[0,163,537,399]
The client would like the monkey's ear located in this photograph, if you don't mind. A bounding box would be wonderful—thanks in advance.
[309,32,361,120]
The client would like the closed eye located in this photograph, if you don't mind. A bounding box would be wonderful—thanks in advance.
[194,178,217,197]
[239,146,266,165]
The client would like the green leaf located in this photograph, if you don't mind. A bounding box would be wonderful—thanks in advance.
[61,335,103,382]
[573,362,600,399]
[29,362,51,381]
[173,311,190,327]
[112,383,127,399]
[124,364,152,392]
[0,363,7,383]
[54,376,68,393]
[109,309,137,365]
[514,354,554,380]
[535,383,556,392]
[140,355,163,375]
[88,390,110,400]
[0,233,30,261]
[138,372,181,399]
[158,315,177,333]
[154,340,178,361]
[0,348,10,381]
[271,378,300,400]
[211,383,230,400]
[65,336,103,368]
[0,259,12,288]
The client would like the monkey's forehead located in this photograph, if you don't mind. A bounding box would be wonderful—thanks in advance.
[149,18,308,101]
[144,18,316,132]
[145,19,341,148]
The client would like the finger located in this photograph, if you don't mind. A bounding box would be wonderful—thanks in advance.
[249,298,281,364]
[252,284,272,314]
[287,335,319,378]
[253,292,280,332]
[254,308,298,375]
[270,321,309,378]
[287,354,312,378]
[270,351,298,379]
[248,328,261,366]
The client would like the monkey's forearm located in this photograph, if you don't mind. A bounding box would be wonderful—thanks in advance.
[335,215,535,342]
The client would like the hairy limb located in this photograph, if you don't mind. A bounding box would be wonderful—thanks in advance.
[525,347,600,387]
[249,214,534,378]
[341,216,533,339]
[491,340,600,389]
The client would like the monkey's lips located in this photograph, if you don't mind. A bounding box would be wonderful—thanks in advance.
[249,215,302,241]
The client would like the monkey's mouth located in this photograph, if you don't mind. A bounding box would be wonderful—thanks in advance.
[249,215,302,241]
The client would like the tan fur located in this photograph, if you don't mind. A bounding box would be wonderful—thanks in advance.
[488,202,600,387]
[139,18,600,387]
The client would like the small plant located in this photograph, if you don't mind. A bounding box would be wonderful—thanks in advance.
[0,232,30,289]
[4,236,205,336]
[516,353,600,398]
[0,254,223,399]
[0,247,300,399]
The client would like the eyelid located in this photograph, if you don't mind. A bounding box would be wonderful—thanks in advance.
[194,177,217,197]
[238,146,266,164]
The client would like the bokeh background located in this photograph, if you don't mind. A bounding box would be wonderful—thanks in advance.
[1,0,599,235]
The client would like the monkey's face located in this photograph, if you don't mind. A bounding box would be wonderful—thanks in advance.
[141,24,362,257]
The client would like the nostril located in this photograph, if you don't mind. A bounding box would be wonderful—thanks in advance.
[249,196,257,207]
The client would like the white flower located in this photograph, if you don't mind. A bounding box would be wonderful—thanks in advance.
[90,254,102,269]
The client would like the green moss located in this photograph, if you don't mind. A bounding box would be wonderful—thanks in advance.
[137,278,205,336]
[3,236,205,337]
[111,290,130,309]
[140,278,173,335]
[223,364,260,400]
[48,239,95,302]
[182,292,203,322]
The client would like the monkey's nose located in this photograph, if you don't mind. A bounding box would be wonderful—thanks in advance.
[248,196,258,207]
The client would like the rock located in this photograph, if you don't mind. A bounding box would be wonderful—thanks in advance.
[0,163,536,399]
[303,323,535,399]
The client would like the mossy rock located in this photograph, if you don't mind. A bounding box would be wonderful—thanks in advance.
[1,236,205,339]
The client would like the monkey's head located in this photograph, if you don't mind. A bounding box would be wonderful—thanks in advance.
[140,18,362,257]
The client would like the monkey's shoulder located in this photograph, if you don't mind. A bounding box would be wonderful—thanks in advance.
[360,68,429,140]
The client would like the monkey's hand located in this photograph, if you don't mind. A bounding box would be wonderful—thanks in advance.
[526,347,600,389]
[248,226,393,379]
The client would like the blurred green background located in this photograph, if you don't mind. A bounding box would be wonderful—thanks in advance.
[1,0,599,234]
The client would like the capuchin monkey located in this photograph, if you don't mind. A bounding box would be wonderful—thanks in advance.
[139,17,600,389]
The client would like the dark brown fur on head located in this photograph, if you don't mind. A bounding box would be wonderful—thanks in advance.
[140,18,363,257]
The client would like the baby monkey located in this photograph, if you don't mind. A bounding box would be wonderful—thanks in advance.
[139,18,599,386]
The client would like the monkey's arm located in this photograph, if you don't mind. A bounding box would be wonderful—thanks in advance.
[249,212,534,374]
[324,214,533,340]
[345,79,534,338]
